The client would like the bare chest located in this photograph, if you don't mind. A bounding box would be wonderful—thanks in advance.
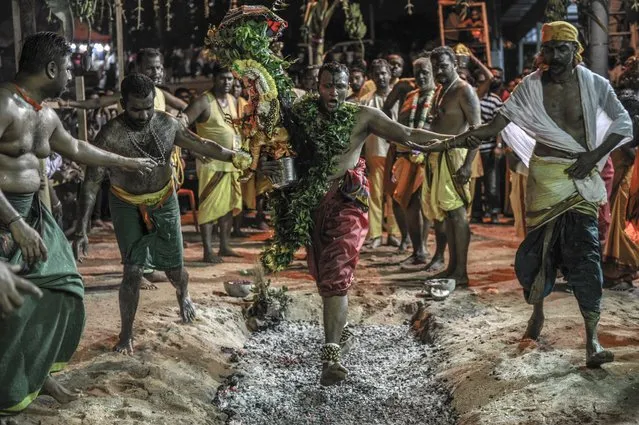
[109,118,176,164]
[542,81,587,145]
[430,94,466,134]
[0,106,53,158]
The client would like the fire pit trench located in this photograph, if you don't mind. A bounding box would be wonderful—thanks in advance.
[215,321,457,425]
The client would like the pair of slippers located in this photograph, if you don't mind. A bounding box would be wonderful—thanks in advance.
[423,278,456,301]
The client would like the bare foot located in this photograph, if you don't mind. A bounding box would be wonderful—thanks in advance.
[522,313,544,340]
[398,238,411,253]
[218,247,242,258]
[610,281,634,291]
[320,362,348,386]
[0,418,19,425]
[114,337,134,355]
[422,257,445,273]
[426,268,453,280]
[365,237,382,249]
[203,252,224,264]
[386,235,401,247]
[448,272,469,287]
[586,340,614,368]
[140,277,159,290]
[41,375,82,404]
[177,292,197,323]
[144,270,168,283]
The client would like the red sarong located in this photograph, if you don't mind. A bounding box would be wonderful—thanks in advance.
[307,159,369,297]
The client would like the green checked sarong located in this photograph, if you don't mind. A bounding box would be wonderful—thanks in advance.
[0,193,85,415]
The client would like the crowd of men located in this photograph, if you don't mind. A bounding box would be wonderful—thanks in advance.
[1,18,639,414]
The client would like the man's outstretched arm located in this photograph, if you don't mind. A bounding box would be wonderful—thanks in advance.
[362,106,451,149]
[49,114,156,172]
[174,119,251,169]
[423,112,510,152]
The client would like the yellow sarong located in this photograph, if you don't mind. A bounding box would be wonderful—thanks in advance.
[197,164,242,224]
[525,155,598,230]
[423,149,471,221]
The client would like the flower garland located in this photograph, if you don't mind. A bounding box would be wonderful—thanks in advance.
[261,94,360,272]
[408,89,435,130]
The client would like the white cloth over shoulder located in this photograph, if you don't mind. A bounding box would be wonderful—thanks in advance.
[498,65,633,204]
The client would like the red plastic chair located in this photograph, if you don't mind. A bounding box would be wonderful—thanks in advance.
[177,188,199,233]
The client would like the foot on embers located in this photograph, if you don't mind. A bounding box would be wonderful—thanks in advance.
[177,291,197,323]
[41,375,82,404]
[140,277,159,290]
[218,247,243,258]
[114,336,134,355]
[320,343,348,386]
[522,312,544,340]
[398,237,411,253]
[366,237,382,249]
[203,251,224,264]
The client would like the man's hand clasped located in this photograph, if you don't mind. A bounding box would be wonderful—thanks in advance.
[565,150,600,180]
[0,262,43,319]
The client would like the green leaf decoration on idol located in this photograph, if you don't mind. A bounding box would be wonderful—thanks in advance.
[261,94,360,273]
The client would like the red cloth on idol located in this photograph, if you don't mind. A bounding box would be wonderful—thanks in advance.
[307,159,369,297]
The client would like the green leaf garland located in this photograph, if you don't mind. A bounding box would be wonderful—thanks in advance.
[261,94,360,272]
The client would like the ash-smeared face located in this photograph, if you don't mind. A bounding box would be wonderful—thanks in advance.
[540,40,577,75]
[318,69,349,113]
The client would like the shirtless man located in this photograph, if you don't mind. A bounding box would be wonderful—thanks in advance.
[262,62,446,386]
[423,21,631,367]
[0,32,154,416]
[73,73,251,354]
[421,46,481,285]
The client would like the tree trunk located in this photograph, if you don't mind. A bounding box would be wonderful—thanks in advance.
[588,0,608,77]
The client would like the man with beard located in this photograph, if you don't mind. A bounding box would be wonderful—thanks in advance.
[385,57,437,263]
[423,21,631,368]
[183,64,247,262]
[360,59,400,248]
[346,64,366,102]
[261,62,448,386]
[359,53,405,100]
[66,48,188,288]
[0,33,155,415]
[421,46,481,285]
[74,74,251,355]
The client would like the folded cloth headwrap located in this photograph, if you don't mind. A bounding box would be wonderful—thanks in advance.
[540,21,584,66]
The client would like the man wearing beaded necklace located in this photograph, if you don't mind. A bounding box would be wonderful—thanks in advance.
[261,62,449,386]
[183,63,248,263]
[0,32,156,416]
[385,57,437,265]
[73,74,251,356]
[420,46,481,286]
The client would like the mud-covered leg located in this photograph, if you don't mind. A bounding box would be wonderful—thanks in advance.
[423,219,446,273]
[201,222,223,263]
[114,264,144,354]
[523,301,545,340]
[406,190,427,264]
[165,267,196,323]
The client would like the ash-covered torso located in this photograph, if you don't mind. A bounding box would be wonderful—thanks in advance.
[96,111,177,195]
[0,85,58,193]
[538,73,587,154]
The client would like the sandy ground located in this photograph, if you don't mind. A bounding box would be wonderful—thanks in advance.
[12,220,639,425]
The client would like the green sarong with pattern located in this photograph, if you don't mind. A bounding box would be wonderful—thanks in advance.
[0,193,85,415]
